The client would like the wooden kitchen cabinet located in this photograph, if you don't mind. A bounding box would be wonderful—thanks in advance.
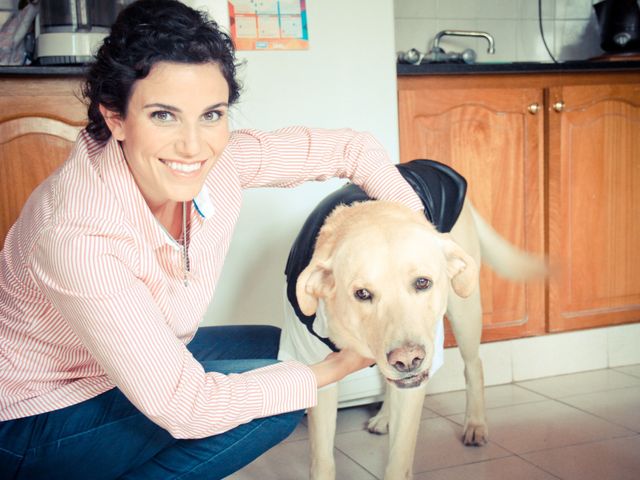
[0,76,85,248]
[547,82,640,332]
[398,79,546,344]
[398,70,640,344]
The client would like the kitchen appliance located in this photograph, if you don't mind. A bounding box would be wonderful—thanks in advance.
[594,0,640,54]
[35,0,120,65]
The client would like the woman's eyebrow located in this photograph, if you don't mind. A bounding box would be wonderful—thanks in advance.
[143,102,229,112]
[143,103,181,112]
[203,102,229,110]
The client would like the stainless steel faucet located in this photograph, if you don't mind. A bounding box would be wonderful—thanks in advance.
[432,30,496,54]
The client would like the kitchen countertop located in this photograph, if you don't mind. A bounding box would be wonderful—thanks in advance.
[397,59,640,75]
[1,60,639,77]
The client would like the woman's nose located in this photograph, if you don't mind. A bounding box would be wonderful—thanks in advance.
[176,124,202,157]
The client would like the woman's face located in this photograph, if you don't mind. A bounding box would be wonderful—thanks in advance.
[102,61,231,210]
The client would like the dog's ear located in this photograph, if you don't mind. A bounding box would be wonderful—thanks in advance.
[296,261,335,315]
[439,235,479,298]
[295,220,339,315]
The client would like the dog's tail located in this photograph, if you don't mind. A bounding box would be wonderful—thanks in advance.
[469,204,547,280]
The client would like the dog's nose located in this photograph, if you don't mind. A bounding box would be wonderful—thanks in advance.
[387,343,425,373]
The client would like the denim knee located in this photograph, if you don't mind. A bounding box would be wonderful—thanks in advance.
[275,408,306,442]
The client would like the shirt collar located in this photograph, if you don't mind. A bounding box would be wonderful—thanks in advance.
[193,184,215,219]
[92,135,209,251]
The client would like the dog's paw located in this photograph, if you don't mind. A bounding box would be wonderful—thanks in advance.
[367,412,389,434]
[462,421,489,446]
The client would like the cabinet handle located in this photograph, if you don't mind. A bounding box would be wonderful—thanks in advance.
[527,103,540,114]
[553,101,565,112]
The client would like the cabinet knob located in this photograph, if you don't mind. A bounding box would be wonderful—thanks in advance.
[553,101,565,112]
[527,103,540,114]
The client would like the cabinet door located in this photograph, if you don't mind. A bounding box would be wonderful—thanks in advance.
[398,84,545,344]
[0,78,85,248]
[548,83,640,331]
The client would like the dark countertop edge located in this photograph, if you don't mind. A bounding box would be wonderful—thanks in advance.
[397,60,640,76]
[0,65,88,76]
[2,60,639,77]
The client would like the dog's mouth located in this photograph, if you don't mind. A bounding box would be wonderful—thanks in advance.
[387,369,429,389]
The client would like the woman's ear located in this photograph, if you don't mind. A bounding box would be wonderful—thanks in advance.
[98,105,126,141]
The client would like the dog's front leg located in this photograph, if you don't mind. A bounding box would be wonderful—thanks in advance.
[307,384,339,480]
[367,385,391,434]
[384,383,427,480]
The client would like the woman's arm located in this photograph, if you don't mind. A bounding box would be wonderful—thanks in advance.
[225,127,424,211]
[310,349,375,388]
[28,223,317,439]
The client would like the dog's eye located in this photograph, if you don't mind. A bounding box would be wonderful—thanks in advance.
[354,288,372,301]
[415,277,432,291]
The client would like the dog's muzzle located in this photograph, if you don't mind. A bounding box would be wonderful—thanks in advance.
[385,342,429,387]
[388,369,430,389]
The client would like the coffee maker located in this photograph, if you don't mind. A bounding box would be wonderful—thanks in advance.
[594,0,640,54]
[35,0,121,65]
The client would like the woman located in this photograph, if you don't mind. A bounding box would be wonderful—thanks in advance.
[0,1,424,478]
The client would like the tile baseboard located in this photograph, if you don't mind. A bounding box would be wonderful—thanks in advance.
[426,323,640,395]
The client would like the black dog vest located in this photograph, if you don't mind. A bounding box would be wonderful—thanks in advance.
[285,159,467,351]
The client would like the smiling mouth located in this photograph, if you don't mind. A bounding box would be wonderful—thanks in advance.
[161,159,206,174]
[387,369,430,389]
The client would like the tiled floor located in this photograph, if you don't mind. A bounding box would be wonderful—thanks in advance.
[228,364,640,479]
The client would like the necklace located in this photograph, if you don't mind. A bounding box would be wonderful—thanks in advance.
[182,201,190,286]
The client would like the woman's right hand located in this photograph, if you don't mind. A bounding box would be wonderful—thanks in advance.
[309,349,375,388]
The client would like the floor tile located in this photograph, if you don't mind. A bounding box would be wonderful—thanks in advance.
[334,416,511,477]
[424,384,547,416]
[523,435,640,480]
[282,416,308,442]
[414,456,559,480]
[448,399,633,454]
[336,404,381,434]
[227,438,377,480]
[517,368,640,399]
[615,364,640,378]
[561,386,640,432]
[228,365,640,479]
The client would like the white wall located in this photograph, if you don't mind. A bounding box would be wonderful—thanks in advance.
[200,0,401,327]
[394,0,605,63]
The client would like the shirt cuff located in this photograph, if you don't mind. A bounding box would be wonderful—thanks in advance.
[247,360,318,418]
[362,163,424,212]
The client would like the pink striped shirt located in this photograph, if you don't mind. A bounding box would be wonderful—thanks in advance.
[0,126,422,438]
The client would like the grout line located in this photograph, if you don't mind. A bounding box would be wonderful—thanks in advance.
[513,453,564,479]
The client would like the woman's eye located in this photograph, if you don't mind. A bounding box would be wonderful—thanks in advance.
[354,289,372,301]
[151,111,175,122]
[415,277,432,291]
[202,110,222,122]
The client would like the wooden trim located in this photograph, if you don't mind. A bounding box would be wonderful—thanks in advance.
[398,71,640,91]
[0,117,81,144]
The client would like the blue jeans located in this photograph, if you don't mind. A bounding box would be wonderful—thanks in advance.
[0,325,304,479]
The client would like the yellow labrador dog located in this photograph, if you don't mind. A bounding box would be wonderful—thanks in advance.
[279,161,544,480]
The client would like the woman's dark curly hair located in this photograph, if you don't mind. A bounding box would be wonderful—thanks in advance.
[83,0,241,141]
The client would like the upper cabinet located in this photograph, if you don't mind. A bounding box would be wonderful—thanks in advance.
[398,71,640,345]
[0,77,85,248]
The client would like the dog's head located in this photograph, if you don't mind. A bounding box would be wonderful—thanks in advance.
[296,201,478,388]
